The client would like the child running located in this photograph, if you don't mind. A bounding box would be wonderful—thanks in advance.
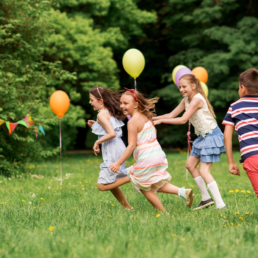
[109,88,193,213]
[153,74,226,210]
[223,68,258,199]
[88,86,132,209]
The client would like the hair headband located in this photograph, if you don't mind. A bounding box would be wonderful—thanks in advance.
[96,86,103,99]
[124,88,138,102]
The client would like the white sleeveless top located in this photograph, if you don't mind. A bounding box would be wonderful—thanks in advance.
[185,93,217,137]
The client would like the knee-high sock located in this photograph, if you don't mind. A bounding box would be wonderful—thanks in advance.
[207,181,226,208]
[194,176,211,201]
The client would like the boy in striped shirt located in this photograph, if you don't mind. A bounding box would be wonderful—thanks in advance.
[223,68,258,199]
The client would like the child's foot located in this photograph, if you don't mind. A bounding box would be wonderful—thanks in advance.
[184,189,193,208]
[193,198,215,211]
[178,188,193,208]
[216,205,227,210]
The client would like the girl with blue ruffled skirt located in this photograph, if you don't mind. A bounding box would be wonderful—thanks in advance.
[153,74,226,210]
[88,86,132,210]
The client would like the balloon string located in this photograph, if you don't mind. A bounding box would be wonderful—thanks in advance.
[134,78,137,91]
[186,121,192,180]
[59,118,62,185]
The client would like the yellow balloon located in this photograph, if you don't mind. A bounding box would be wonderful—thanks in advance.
[200,82,209,97]
[122,49,145,78]
[172,65,186,84]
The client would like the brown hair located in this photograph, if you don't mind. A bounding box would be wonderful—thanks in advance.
[180,74,216,118]
[239,68,258,94]
[122,90,159,121]
[90,86,125,121]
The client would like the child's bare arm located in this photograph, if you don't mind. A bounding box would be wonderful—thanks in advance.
[224,125,240,176]
[153,99,185,121]
[109,119,137,172]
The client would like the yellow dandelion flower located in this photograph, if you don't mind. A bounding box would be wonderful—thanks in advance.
[181,238,185,241]
[75,185,77,187]
[235,212,239,215]
[172,234,176,237]
[235,189,239,193]
[247,190,251,194]
[0,202,3,205]
[245,212,249,215]
[229,190,234,193]
[220,214,223,217]
[239,217,243,221]
[41,198,44,200]
[241,190,246,193]
[49,226,54,231]
[111,204,114,207]
[230,223,233,226]
[223,225,226,228]
[190,185,193,187]
[72,207,76,209]
[22,200,25,202]
[85,181,88,183]
[82,170,84,172]
[237,224,241,227]
[156,214,161,217]
[80,182,82,184]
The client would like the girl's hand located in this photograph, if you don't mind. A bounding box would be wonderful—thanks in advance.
[93,141,100,156]
[87,120,96,127]
[109,162,121,173]
[229,163,240,176]
[153,120,162,125]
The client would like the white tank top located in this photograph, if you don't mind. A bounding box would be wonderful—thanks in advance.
[185,93,217,137]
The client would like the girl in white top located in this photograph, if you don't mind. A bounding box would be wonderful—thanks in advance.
[153,74,226,210]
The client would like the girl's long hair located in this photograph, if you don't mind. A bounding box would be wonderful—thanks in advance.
[180,74,216,118]
[122,90,159,121]
[90,86,125,121]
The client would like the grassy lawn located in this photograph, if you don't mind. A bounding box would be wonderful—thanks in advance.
[0,151,257,257]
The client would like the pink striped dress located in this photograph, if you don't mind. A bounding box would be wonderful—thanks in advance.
[126,120,171,193]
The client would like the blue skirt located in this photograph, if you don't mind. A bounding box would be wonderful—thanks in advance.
[191,126,225,163]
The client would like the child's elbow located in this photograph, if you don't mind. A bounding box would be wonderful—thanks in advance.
[110,132,116,139]
[181,118,188,124]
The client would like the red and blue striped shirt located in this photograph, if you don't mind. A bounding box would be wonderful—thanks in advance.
[222,95,258,162]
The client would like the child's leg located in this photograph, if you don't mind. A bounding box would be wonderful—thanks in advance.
[140,190,166,212]
[97,177,130,191]
[110,187,131,209]
[158,183,193,208]
[186,155,211,201]
[199,162,226,209]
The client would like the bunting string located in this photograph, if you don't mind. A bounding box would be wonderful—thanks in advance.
[0,115,45,137]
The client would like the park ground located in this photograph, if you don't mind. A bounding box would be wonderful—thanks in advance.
[0,152,257,258]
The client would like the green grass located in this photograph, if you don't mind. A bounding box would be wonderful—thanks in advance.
[0,152,257,258]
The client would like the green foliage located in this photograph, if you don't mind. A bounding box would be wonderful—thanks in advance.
[134,0,258,147]
[44,0,156,149]
[0,0,78,175]
[0,152,257,257]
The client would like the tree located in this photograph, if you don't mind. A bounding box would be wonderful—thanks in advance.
[0,0,76,174]
[45,0,157,149]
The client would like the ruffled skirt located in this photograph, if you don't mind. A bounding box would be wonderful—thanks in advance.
[191,126,225,163]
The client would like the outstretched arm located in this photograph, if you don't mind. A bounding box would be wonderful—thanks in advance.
[109,119,137,172]
[224,125,240,176]
[153,99,185,121]
[154,98,202,125]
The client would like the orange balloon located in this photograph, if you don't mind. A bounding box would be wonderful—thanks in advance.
[192,67,208,83]
[50,90,70,118]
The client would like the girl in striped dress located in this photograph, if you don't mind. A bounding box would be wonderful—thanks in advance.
[109,88,193,212]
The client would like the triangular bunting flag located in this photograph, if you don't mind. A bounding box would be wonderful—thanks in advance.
[39,125,45,135]
[17,120,28,128]
[9,123,18,135]
[0,119,5,126]
[5,121,10,131]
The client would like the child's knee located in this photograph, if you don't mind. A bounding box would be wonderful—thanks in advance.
[97,183,107,191]
[185,162,193,171]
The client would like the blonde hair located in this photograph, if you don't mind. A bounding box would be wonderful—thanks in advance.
[122,90,159,121]
[180,74,216,118]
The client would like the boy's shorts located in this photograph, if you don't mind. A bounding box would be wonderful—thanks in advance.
[243,154,258,199]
